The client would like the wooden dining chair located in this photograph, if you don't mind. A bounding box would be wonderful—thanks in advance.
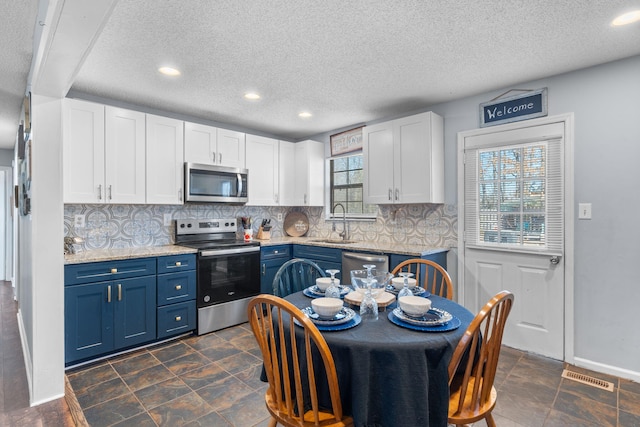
[247,294,354,427]
[447,290,514,427]
[391,259,454,299]
[272,258,326,297]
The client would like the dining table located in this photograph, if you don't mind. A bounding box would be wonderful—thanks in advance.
[283,289,474,427]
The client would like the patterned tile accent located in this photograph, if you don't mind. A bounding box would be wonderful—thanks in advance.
[63,203,458,251]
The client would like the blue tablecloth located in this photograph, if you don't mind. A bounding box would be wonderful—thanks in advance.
[284,291,474,427]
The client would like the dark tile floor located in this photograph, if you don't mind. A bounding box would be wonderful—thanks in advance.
[0,281,75,426]
[2,276,640,426]
[66,326,640,427]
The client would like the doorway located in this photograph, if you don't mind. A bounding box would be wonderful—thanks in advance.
[457,114,574,360]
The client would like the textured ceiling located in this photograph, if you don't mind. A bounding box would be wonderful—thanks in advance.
[2,1,640,149]
[0,0,38,149]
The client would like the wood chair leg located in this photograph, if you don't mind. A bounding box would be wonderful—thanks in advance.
[268,417,277,427]
[486,413,496,427]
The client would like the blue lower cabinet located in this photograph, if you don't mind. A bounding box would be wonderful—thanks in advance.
[65,281,114,364]
[260,245,292,294]
[293,245,342,276]
[64,275,156,365]
[114,276,157,349]
[157,301,197,339]
[65,254,197,366]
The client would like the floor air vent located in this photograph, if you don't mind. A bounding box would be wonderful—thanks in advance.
[561,369,615,392]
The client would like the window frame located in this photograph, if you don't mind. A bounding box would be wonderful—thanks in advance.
[326,152,377,220]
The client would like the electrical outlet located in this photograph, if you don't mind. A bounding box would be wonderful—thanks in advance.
[277,213,283,221]
[74,214,85,228]
[163,214,172,226]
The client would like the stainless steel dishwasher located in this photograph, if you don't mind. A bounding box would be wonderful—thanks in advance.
[342,252,389,285]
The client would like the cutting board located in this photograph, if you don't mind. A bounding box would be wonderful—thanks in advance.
[284,212,309,237]
[344,291,396,308]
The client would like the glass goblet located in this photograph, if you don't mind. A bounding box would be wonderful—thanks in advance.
[397,272,415,300]
[325,269,341,298]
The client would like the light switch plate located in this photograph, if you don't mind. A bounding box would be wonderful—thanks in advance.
[578,203,592,219]
[163,214,172,226]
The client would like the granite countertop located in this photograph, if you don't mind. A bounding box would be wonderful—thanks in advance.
[257,236,448,257]
[64,238,448,264]
[64,245,197,264]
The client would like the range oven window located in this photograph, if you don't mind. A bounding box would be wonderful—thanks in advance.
[196,249,260,307]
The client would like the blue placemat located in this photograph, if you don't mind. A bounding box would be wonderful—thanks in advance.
[387,310,461,332]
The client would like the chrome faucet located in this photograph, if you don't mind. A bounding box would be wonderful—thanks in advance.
[332,203,349,241]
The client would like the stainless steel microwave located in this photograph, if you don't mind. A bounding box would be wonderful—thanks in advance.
[184,163,248,204]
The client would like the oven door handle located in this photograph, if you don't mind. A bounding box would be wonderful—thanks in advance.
[200,246,260,257]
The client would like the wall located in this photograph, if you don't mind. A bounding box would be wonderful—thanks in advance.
[426,55,640,376]
[0,148,14,166]
[63,203,457,251]
[17,95,65,404]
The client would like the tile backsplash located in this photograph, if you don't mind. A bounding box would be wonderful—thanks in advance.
[63,203,457,252]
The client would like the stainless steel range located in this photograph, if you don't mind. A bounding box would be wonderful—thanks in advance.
[175,218,261,335]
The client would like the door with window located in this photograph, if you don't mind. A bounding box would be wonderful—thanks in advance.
[459,116,572,360]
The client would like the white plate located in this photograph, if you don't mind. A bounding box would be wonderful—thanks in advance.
[392,307,453,326]
[386,285,428,296]
[304,285,350,298]
[302,306,356,326]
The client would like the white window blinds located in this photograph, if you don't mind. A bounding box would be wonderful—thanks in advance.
[464,136,564,253]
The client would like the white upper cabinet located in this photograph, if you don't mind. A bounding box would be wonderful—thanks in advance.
[245,134,279,206]
[105,106,146,204]
[216,128,246,168]
[278,141,296,206]
[63,99,106,203]
[146,114,184,204]
[184,122,245,168]
[63,99,146,204]
[292,140,325,206]
[363,111,444,204]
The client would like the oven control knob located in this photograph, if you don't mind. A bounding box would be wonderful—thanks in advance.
[187,223,192,228]
[179,223,185,228]
[204,295,210,303]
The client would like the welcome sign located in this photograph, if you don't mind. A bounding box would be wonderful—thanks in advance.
[480,88,548,127]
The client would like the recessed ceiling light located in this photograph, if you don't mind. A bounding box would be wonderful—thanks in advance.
[158,66,181,76]
[298,111,312,118]
[611,10,640,26]
[244,92,261,100]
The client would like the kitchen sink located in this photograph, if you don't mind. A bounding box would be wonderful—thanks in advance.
[311,239,358,244]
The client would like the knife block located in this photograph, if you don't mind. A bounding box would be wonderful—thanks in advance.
[256,226,271,240]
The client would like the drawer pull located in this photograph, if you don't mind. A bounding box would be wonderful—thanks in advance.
[175,261,181,267]
[111,268,118,274]
[175,284,182,290]
[175,316,182,322]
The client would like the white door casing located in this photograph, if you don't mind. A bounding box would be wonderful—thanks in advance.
[457,114,574,361]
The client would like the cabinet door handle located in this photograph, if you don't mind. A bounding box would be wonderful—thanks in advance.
[219,153,222,164]
[388,189,392,201]
[111,268,118,274]
[175,284,182,290]
[261,263,266,275]
[107,285,111,303]
[98,184,102,200]
[212,151,217,163]
[395,188,399,201]
[108,185,113,201]
[117,284,122,301]
[175,316,182,322]
[304,194,307,204]
[178,189,183,202]
[274,193,278,203]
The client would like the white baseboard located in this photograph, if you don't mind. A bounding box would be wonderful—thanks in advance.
[16,308,34,403]
[573,356,640,383]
